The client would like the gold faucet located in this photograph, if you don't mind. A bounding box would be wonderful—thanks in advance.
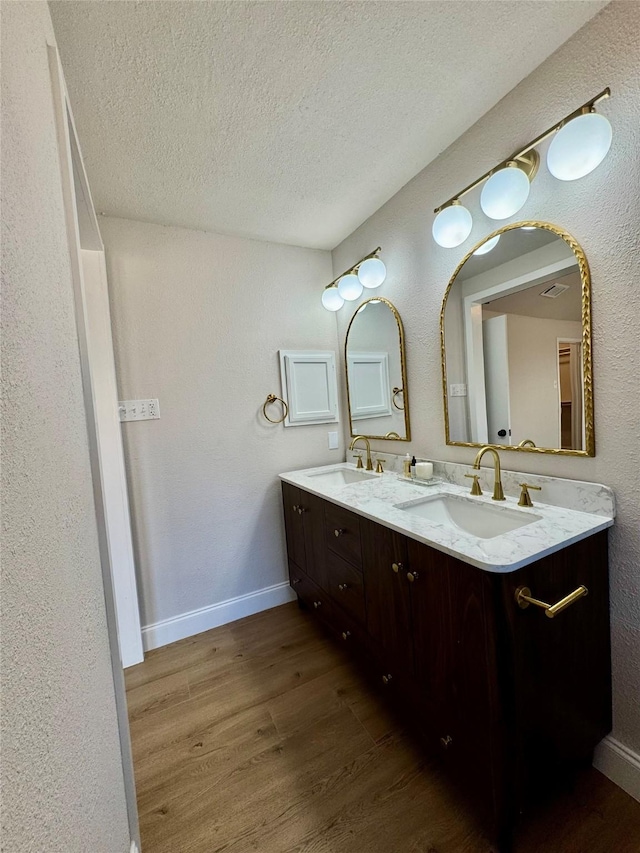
[473,446,505,501]
[517,438,537,448]
[349,435,374,471]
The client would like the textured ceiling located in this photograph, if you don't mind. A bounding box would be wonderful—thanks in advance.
[50,1,607,250]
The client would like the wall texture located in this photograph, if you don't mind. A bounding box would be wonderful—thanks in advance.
[333,2,640,755]
[1,3,131,851]
[101,217,338,630]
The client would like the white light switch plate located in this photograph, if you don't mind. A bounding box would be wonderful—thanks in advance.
[449,384,467,397]
[328,430,339,450]
[119,399,160,422]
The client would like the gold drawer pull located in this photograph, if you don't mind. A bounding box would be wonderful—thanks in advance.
[407,571,419,583]
[440,735,453,750]
[382,674,393,685]
[391,562,403,573]
[313,600,322,609]
[334,528,345,537]
[515,585,588,618]
[338,583,349,592]
[342,630,351,641]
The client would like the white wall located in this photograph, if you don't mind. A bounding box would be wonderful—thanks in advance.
[101,217,338,637]
[506,315,582,449]
[333,2,640,757]
[1,3,131,850]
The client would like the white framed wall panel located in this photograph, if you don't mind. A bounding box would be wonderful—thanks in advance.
[347,352,392,420]
[279,351,339,426]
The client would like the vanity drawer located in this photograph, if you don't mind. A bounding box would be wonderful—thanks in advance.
[289,561,333,624]
[325,503,362,568]
[325,550,366,625]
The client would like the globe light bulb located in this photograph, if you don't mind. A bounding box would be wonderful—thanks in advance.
[432,203,473,248]
[321,286,344,311]
[480,165,530,220]
[337,273,363,301]
[357,257,386,289]
[473,234,501,255]
[547,112,612,181]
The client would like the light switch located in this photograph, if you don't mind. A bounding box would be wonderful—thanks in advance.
[328,430,339,450]
[119,399,160,422]
[450,384,467,397]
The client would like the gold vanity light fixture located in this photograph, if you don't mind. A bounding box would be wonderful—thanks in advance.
[432,88,611,247]
[321,247,386,311]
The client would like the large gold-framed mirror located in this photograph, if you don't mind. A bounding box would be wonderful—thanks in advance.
[440,221,594,456]
[345,297,410,441]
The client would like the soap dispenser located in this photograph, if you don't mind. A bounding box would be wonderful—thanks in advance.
[403,454,411,478]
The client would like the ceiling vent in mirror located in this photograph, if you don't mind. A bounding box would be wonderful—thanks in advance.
[540,282,570,299]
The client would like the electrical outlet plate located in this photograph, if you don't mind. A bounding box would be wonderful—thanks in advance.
[449,384,467,397]
[328,431,339,450]
[119,399,160,422]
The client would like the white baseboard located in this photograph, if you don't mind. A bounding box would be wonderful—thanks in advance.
[594,735,640,802]
[141,581,296,652]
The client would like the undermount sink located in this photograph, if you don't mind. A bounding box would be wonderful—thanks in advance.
[396,494,541,539]
[306,467,378,487]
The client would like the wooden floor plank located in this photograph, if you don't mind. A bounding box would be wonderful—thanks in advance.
[127,602,640,853]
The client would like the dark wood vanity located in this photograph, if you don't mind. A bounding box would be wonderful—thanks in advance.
[282,481,611,850]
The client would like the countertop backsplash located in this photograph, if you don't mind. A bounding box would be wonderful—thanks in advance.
[347,449,615,518]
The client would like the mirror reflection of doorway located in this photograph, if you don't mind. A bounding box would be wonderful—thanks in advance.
[558,340,583,450]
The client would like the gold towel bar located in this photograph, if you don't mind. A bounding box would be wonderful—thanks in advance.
[515,585,588,618]
[262,394,288,424]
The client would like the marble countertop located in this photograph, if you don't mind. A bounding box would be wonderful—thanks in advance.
[279,462,614,574]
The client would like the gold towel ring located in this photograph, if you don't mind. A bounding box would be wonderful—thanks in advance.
[392,387,404,411]
[263,394,288,424]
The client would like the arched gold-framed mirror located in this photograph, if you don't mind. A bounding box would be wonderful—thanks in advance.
[345,297,411,441]
[440,221,594,456]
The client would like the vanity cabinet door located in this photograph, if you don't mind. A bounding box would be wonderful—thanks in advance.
[446,556,502,823]
[299,491,329,591]
[362,518,413,679]
[405,541,452,727]
[282,482,306,572]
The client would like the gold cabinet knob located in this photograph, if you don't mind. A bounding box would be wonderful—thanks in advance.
[291,577,301,586]
[334,528,344,537]
[338,583,349,592]
[313,600,322,609]
[407,571,419,583]
[382,674,393,685]
[341,631,351,641]
[292,504,299,512]
[391,562,403,573]
[440,735,453,750]
[298,506,306,515]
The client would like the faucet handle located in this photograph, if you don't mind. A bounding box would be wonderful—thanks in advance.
[354,453,364,469]
[465,473,483,496]
[375,458,385,473]
[518,482,542,507]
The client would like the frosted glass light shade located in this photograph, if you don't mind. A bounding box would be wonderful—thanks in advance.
[473,234,501,255]
[357,257,386,289]
[480,166,530,219]
[547,112,612,181]
[432,204,473,248]
[337,273,363,301]
[321,287,344,311]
